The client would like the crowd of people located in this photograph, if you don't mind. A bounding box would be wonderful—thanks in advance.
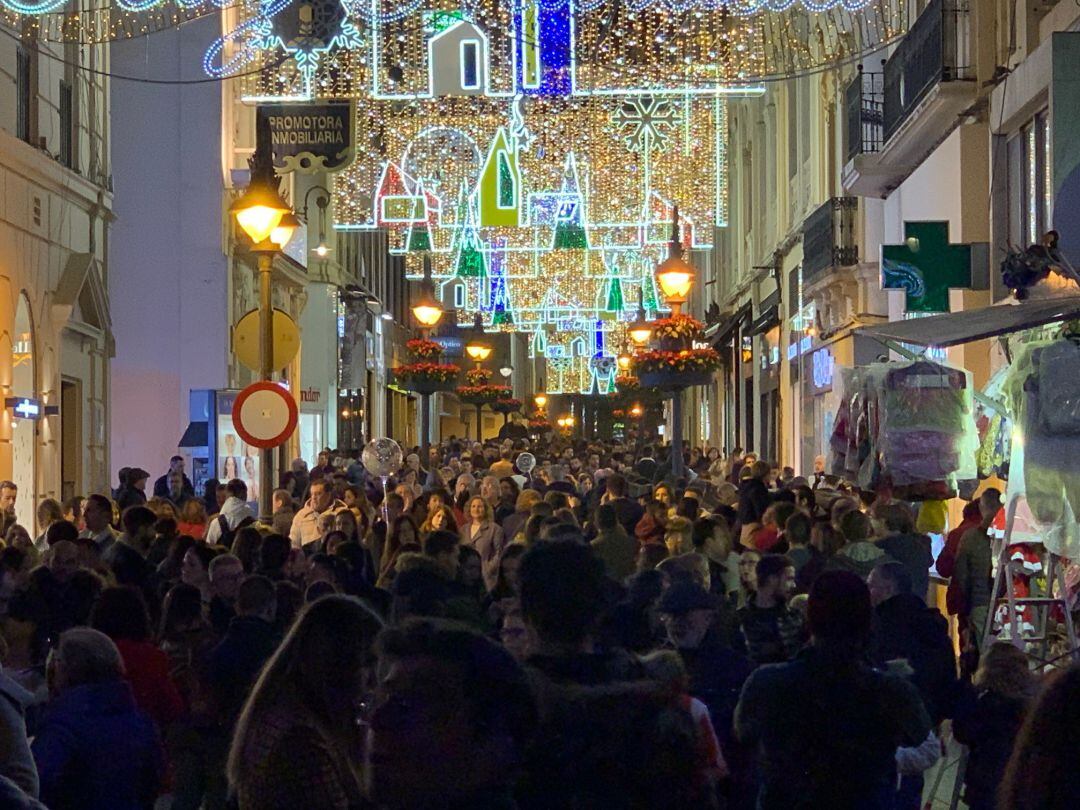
[0,438,1076,809]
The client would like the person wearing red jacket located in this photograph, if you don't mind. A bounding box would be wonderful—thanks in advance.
[936,500,982,647]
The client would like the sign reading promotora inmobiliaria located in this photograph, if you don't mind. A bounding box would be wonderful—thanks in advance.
[257,102,356,174]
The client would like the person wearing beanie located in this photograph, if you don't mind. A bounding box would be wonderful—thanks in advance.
[734,570,931,809]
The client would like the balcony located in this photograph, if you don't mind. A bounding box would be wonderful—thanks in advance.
[843,0,977,198]
[802,198,859,287]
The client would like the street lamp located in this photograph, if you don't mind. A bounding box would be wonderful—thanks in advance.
[628,289,652,347]
[617,351,633,372]
[534,393,548,410]
[230,120,295,520]
[655,206,695,316]
[411,255,445,463]
[654,205,697,479]
[630,403,643,418]
[464,312,492,365]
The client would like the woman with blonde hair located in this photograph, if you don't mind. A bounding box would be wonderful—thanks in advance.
[177,498,208,540]
[459,495,505,592]
[953,642,1039,810]
[419,504,458,538]
[228,595,383,809]
[503,488,542,544]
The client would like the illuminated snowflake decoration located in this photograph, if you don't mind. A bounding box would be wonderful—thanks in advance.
[612,96,681,154]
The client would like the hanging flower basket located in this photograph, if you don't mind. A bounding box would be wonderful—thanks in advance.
[491,398,523,415]
[392,362,461,394]
[456,384,512,406]
[405,339,445,361]
[649,314,706,352]
[638,369,714,390]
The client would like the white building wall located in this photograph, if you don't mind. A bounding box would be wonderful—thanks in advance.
[109,16,230,472]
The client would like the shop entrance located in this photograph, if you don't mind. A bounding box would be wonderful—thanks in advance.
[61,379,80,501]
[11,294,35,531]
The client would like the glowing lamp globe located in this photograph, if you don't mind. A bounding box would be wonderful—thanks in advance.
[411,287,444,328]
[269,211,300,250]
[534,393,548,409]
[230,181,291,245]
[655,255,696,302]
[465,341,492,363]
[630,404,643,417]
[629,319,653,347]
[617,352,632,371]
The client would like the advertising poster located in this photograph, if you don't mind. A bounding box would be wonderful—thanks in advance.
[216,391,260,509]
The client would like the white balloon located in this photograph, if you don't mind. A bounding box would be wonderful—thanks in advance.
[362,437,404,478]
[516,452,536,474]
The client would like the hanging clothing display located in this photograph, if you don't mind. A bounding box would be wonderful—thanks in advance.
[827,359,978,500]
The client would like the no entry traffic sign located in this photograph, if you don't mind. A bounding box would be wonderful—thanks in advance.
[232,382,298,449]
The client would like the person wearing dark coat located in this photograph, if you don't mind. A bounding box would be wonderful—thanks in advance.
[868,562,958,724]
[153,456,195,502]
[203,576,280,725]
[735,571,931,810]
[736,461,772,529]
[603,474,644,537]
[32,629,164,810]
[115,468,150,512]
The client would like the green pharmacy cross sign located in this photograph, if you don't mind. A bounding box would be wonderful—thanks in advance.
[881,221,973,313]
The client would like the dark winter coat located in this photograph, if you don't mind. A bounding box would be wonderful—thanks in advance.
[952,687,1031,810]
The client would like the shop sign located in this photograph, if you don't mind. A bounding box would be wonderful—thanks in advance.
[300,388,321,404]
[257,102,355,174]
[6,397,41,419]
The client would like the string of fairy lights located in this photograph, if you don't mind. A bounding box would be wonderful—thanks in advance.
[4,0,909,394]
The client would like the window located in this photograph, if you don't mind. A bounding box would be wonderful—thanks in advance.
[460,40,480,90]
[59,80,73,168]
[1006,110,1052,249]
[454,283,466,309]
[497,152,515,208]
[788,81,798,178]
[16,44,31,143]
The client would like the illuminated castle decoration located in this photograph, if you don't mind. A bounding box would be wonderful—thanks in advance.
[255,0,363,98]
[479,127,522,227]
[453,191,487,280]
[645,194,695,248]
[428,20,489,96]
[375,162,442,229]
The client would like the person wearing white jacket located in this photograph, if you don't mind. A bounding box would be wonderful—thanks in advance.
[205,480,256,546]
[288,479,346,549]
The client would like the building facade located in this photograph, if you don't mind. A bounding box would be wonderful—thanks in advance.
[0,19,112,530]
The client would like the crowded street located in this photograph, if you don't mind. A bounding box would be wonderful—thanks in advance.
[2,0,1080,807]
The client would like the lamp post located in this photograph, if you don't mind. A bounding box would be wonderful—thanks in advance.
[229,122,296,520]
[464,312,492,442]
[654,206,696,479]
[628,288,653,348]
[411,255,444,465]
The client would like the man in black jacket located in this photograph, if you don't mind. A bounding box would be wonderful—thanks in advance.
[735,570,931,809]
[153,455,195,501]
[737,460,772,528]
[603,474,644,537]
[868,561,957,724]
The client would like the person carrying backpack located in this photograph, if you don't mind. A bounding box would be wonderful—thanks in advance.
[205,480,256,548]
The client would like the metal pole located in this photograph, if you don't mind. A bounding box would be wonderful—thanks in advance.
[257,252,274,521]
[421,392,431,468]
[476,405,483,443]
[672,389,685,479]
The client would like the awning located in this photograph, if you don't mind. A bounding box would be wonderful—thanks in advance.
[178,421,209,448]
[855,296,1080,348]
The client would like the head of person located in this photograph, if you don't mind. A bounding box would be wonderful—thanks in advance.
[867,561,912,606]
[168,469,185,494]
[807,570,873,651]
[0,481,17,513]
[755,554,795,605]
[179,498,208,526]
[48,539,82,584]
[479,475,499,503]
[494,542,527,596]
[181,543,217,589]
[79,494,109,534]
[606,473,628,499]
[457,545,483,590]
[738,548,761,591]
[979,488,1003,524]
[750,460,771,481]
[973,641,1038,701]
[168,455,184,474]
[871,500,915,536]
[229,596,384,790]
[45,519,80,548]
[520,541,606,651]
[654,484,673,507]
[216,484,229,509]
[47,628,125,696]
[830,495,859,531]
[784,511,812,548]
[467,496,492,525]
[385,492,406,523]
[307,479,333,513]
[762,501,797,532]
[209,553,245,602]
[90,585,151,642]
[658,582,718,649]
[839,509,874,544]
[422,530,460,580]
[225,478,248,503]
[159,582,205,641]
[366,617,536,808]
[389,515,419,550]
[129,468,150,492]
[498,607,529,661]
[122,505,158,544]
[595,503,619,533]
[37,498,63,530]
[235,575,278,623]
[498,477,520,503]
